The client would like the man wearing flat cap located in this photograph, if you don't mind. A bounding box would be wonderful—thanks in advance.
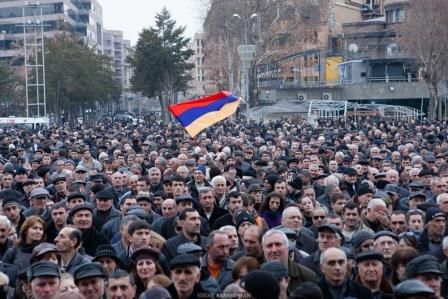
[73,262,106,299]
[70,203,109,256]
[167,253,212,299]
[28,261,61,299]
[373,231,398,265]
[343,167,359,197]
[419,207,446,259]
[93,189,120,231]
[406,254,443,298]
[23,188,52,222]
[355,251,394,299]
[394,279,437,299]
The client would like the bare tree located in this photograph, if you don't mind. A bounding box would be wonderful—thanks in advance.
[397,0,448,120]
[202,0,330,101]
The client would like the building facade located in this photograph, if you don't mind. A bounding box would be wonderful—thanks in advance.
[103,29,124,87]
[187,32,207,98]
[0,0,104,59]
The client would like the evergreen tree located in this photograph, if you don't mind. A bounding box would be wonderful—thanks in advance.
[130,7,194,122]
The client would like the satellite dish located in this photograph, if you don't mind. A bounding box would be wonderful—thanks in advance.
[348,43,359,53]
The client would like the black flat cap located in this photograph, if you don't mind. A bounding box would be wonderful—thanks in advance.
[357,183,374,196]
[373,230,398,241]
[95,189,114,201]
[136,194,152,203]
[53,176,66,184]
[425,207,445,223]
[351,230,374,249]
[177,243,205,255]
[73,262,105,282]
[175,194,194,204]
[67,192,86,202]
[22,179,36,187]
[394,279,435,297]
[89,174,104,183]
[31,242,58,262]
[131,248,160,263]
[318,224,344,240]
[28,261,60,281]
[355,250,384,264]
[2,196,21,209]
[261,261,288,280]
[406,255,442,278]
[69,203,93,217]
[170,254,200,269]
[344,168,357,176]
[418,168,433,177]
[93,245,120,264]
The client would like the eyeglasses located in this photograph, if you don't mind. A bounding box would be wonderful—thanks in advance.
[313,215,326,220]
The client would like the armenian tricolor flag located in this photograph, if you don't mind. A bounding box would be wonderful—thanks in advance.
[168,91,240,137]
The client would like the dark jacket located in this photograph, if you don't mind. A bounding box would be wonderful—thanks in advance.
[300,250,323,278]
[188,180,212,200]
[167,282,212,299]
[211,214,234,230]
[201,255,234,290]
[23,207,51,222]
[45,221,63,244]
[101,217,122,239]
[161,233,208,262]
[318,278,374,299]
[418,228,445,262]
[297,228,318,254]
[81,228,109,256]
[0,239,13,260]
[198,205,228,229]
[93,207,120,231]
[64,252,91,274]
[287,259,318,295]
[2,243,36,271]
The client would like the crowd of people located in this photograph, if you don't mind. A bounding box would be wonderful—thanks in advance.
[0,115,446,299]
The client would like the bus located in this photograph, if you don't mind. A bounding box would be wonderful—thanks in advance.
[0,117,50,131]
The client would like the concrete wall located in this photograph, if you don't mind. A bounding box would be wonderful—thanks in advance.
[261,81,432,103]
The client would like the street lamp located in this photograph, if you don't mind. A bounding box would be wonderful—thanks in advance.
[232,13,257,45]
[232,13,257,121]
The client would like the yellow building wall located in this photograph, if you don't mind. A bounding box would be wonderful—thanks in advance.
[326,56,343,82]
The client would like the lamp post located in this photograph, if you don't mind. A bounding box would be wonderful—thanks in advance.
[232,13,257,45]
[232,13,257,121]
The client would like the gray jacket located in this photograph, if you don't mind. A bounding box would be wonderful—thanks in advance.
[201,255,234,290]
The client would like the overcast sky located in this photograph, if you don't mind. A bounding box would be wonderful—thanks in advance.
[101,1,203,46]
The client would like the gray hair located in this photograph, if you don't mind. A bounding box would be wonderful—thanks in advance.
[211,175,226,186]
[261,229,289,248]
[198,186,213,195]
[0,216,11,230]
[443,236,448,250]
[219,225,237,234]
